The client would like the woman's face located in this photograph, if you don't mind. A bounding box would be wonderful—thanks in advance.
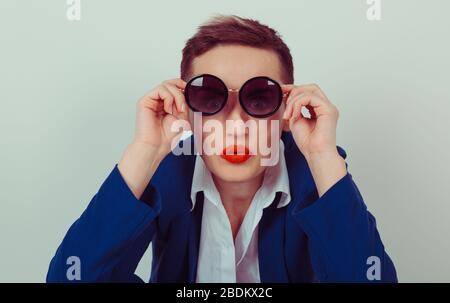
[188,44,287,182]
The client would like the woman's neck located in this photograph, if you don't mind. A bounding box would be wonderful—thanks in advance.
[211,171,265,240]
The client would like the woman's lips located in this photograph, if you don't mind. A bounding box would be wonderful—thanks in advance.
[220,145,251,164]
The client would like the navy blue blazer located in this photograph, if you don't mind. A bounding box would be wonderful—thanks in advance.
[47,132,397,282]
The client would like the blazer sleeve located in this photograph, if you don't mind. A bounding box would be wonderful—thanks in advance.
[292,147,398,282]
[46,165,162,282]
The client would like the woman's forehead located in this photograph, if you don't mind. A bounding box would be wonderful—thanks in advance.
[190,45,284,87]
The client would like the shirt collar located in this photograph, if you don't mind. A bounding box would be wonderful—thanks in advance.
[189,140,291,211]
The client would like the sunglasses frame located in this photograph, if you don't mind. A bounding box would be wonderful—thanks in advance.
[182,73,288,118]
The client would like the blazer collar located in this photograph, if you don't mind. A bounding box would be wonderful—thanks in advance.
[189,138,292,211]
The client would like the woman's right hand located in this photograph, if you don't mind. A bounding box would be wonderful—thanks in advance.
[118,78,190,199]
[134,78,189,155]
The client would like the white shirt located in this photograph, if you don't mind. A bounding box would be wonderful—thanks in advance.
[190,140,291,283]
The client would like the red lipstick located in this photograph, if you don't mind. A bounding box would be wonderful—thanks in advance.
[220,145,251,164]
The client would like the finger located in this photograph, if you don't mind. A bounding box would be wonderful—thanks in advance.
[163,83,186,114]
[286,84,328,103]
[281,84,295,102]
[283,92,314,119]
[286,93,331,120]
[163,78,187,90]
[150,100,164,112]
[300,84,327,99]
[281,84,295,94]
[147,85,175,115]
[291,99,304,122]
[139,95,164,112]
[282,95,294,119]
[290,99,317,121]
[291,96,316,122]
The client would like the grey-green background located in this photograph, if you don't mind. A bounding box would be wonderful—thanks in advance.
[1,0,449,282]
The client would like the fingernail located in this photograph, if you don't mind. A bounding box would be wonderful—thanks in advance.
[181,104,185,112]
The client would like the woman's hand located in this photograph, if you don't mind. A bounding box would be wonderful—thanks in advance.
[282,84,347,197]
[134,78,189,154]
[118,79,190,199]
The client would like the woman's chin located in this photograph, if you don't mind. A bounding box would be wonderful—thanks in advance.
[205,155,265,182]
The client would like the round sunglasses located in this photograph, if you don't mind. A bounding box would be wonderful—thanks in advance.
[181,74,288,118]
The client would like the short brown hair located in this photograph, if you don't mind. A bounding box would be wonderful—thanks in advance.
[180,15,294,84]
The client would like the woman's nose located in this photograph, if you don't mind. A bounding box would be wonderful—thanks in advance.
[223,92,250,137]
[223,92,248,120]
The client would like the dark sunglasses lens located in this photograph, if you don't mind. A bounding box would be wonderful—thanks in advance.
[240,77,282,117]
[185,75,227,115]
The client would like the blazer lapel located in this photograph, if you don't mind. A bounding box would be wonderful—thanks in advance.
[258,192,290,282]
[187,192,204,282]
[258,132,314,282]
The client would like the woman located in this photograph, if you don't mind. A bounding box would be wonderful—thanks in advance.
[47,15,397,283]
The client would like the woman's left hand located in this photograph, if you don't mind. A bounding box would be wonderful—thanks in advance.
[282,83,347,197]
[282,83,340,160]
